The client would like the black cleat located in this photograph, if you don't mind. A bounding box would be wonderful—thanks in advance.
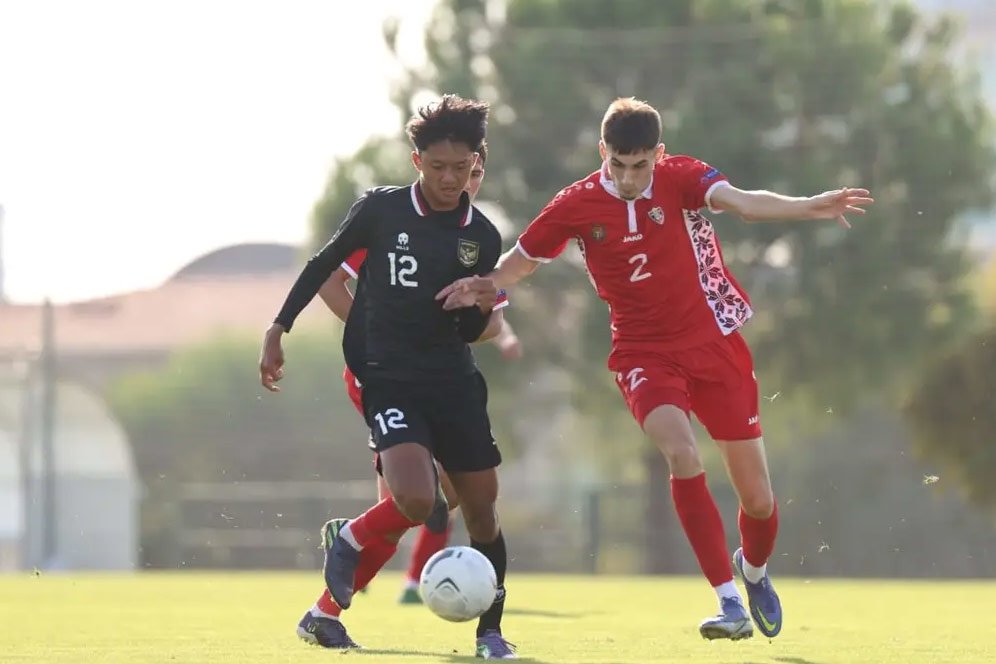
[296,611,360,649]
[322,519,361,609]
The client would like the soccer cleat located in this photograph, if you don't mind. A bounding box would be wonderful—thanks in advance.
[398,585,423,605]
[698,596,754,641]
[296,612,360,649]
[475,630,517,659]
[733,547,783,637]
[322,518,360,610]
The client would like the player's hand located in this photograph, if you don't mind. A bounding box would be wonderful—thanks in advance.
[436,276,497,312]
[807,188,874,228]
[259,324,286,392]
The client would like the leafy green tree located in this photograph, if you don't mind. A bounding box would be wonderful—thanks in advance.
[311,0,994,420]
[904,325,996,514]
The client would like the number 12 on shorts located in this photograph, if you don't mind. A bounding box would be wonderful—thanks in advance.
[374,408,408,435]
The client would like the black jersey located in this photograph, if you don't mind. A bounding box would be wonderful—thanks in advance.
[274,183,504,382]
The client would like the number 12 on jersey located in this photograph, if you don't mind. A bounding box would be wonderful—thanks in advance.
[388,252,419,287]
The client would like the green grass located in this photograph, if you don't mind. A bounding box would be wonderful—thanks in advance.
[1,572,993,663]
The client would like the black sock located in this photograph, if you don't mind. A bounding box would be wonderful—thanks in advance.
[471,530,507,637]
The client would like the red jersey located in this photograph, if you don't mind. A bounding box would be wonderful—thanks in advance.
[516,155,751,361]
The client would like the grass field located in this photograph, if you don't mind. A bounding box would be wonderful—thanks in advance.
[1,572,993,663]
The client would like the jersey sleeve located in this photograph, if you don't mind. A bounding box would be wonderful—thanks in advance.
[677,158,730,213]
[274,193,373,332]
[515,192,575,263]
[340,249,368,279]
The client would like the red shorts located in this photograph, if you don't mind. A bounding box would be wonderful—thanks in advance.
[343,366,382,473]
[611,331,762,441]
[342,366,363,414]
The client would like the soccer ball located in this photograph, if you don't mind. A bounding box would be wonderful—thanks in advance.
[419,546,497,622]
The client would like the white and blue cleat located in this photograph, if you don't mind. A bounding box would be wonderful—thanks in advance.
[733,547,783,638]
[698,596,754,641]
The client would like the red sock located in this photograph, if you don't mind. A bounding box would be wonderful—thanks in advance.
[315,588,341,617]
[348,498,419,548]
[406,522,452,582]
[739,501,779,567]
[313,537,399,617]
[354,537,399,593]
[671,473,733,586]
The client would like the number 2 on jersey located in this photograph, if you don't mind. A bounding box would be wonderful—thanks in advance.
[629,253,651,282]
[388,252,419,287]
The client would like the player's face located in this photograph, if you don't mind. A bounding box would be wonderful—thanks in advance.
[599,142,665,200]
[412,140,478,210]
[465,156,486,200]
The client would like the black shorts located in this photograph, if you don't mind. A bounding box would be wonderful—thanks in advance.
[361,370,502,474]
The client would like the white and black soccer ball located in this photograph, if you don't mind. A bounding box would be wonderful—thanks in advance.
[419,546,497,622]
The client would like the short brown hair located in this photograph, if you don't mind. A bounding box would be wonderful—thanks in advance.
[477,140,488,164]
[405,94,489,154]
[601,97,661,154]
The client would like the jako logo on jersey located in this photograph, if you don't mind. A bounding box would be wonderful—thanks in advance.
[591,225,606,242]
[457,239,480,267]
[396,232,409,250]
[623,234,643,243]
[748,415,759,426]
[649,207,664,224]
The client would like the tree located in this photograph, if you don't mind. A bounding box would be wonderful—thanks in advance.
[107,331,370,484]
[904,325,996,514]
[311,0,994,420]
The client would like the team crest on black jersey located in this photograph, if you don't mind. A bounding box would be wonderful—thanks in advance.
[457,239,480,267]
[649,207,664,224]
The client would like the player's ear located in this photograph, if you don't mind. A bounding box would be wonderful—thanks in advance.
[655,143,665,162]
[411,150,422,172]
[598,140,607,161]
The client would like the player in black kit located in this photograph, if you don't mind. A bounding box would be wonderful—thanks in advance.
[258,95,516,660]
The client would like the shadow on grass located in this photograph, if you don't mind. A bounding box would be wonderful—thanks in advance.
[356,648,547,663]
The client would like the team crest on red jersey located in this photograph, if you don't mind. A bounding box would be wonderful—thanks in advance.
[649,207,664,224]
[591,224,606,242]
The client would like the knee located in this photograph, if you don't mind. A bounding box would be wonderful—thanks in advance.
[393,492,435,524]
[652,434,702,476]
[461,503,498,542]
[740,490,775,519]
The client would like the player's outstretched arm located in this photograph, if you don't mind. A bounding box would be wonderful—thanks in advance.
[317,268,354,323]
[436,247,540,310]
[709,184,874,229]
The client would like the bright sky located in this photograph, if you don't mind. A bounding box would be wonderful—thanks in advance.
[0,0,437,304]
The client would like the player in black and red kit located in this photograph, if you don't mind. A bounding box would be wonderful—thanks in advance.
[259,95,517,659]
[295,144,520,642]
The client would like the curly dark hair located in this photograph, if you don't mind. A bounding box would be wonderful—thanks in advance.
[405,94,489,154]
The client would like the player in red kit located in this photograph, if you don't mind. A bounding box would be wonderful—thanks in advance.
[296,144,522,650]
[438,98,873,641]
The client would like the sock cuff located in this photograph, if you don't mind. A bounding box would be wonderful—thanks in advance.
[670,471,707,491]
[739,498,779,523]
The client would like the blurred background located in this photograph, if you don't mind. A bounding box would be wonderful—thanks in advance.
[1,0,995,579]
